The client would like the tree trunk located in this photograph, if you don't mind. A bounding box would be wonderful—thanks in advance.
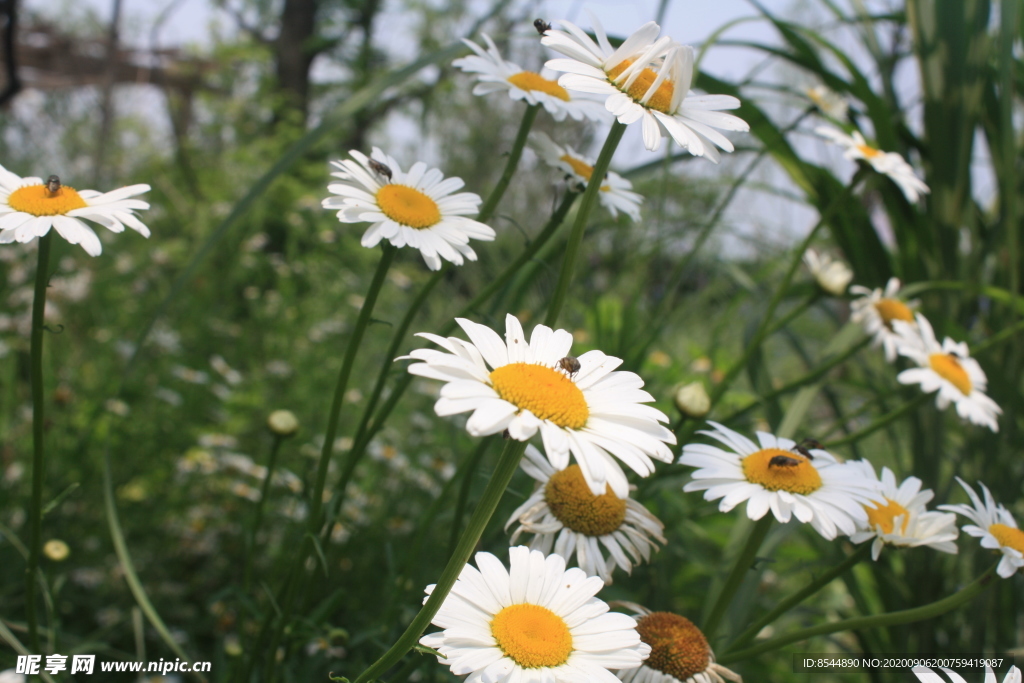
[274,0,319,122]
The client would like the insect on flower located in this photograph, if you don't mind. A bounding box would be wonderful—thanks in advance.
[533,18,551,35]
[46,175,61,195]
[768,454,803,468]
[555,355,581,380]
[366,158,393,182]
[792,438,822,460]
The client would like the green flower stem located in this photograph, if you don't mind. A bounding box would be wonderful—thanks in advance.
[351,439,528,683]
[447,438,492,555]
[476,104,540,224]
[544,120,626,327]
[725,543,872,653]
[703,515,774,643]
[243,433,286,593]
[822,394,929,449]
[26,231,53,655]
[718,561,999,665]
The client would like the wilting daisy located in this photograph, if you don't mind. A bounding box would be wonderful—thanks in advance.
[849,277,919,362]
[322,148,495,270]
[541,17,748,158]
[402,313,676,497]
[678,422,878,540]
[805,84,848,120]
[803,248,853,296]
[453,34,606,122]
[531,132,642,221]
[615,603,741,683]
[0,164,150,256]
[420,546,651,682]
[913,665,1021,683]
[507,445,665,584]
[815,126,929,202]
[893,314,1001,432]
[939,478,1024,579]
[848,462,958,560]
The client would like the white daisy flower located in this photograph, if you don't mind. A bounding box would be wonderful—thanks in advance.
[815,125,930,202]
[803,248,853,296]
[678,422,879,540]
[615,603,742,683]
[420,546,651,682]
[848,462,958,560]
[506,445,665,584]
[402,313,677,497]
[893,313,1001,432]
[531,132,643,221]
[849,277,919,362]
[0,164,150,257]
[453,34,607,122]
[939,478,1024,579]
[805,84,848,120]
[321,148,496,271]
[541,16,748,158]
[913,665,1021,683]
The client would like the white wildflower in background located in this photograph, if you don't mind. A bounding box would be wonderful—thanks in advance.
[803,248,853,296]
[850,277,919,362]
[322,148,495,270]
[939,478,1024,579]
[893,314,1001,432]
[913,665,1021,683]
[402,313,676,497]
[542,16,748,157]
[506,445,665,584]
[531,132,643,220]
[0,164,150,256]
[420,546,651,682]
[805,84,849,120]
[815,126,930,202]
[453,34,607,122]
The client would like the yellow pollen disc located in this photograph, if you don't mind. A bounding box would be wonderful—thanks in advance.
[606,60,674,114]
[874,298,914,329]
[490,604,573,668]
[375,184,441,229]
[636,612,711,681]
[741,448,823,495]
[989,524,1024,554]
[544,464,626,536]
[928,353,972,396]
[489,363,589,429]
[865,497,910,535]
[856,144,883,159]
[7,184,87,217]
[558,155,611,192]
[507,72,570,101]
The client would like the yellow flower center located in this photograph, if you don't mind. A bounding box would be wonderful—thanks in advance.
[557,155,611,192]
[375,184,441,229]
[636,612,711,681]
[606,60,674,114]
[928,353,972,396]
[506,72,570,101]
[489,363,589,429]
[856,144,883,159]
[741,448,823,495]
[874,298,914,329]
[989,523,1024,554]
[544,464,626,536]
[7,184,87,216]
[490,604,573,668]
[865,497,910,535]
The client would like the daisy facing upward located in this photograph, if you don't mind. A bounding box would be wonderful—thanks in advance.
[849,277,919,362]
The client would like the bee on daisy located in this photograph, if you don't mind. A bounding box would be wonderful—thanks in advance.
[401,313,676,497]
[678,422,879,540]
[321,148,495,271]
[893,314,1001,432]
[419,546,651,682]
[541,16,748,158]
[815,125,930,202]
[506,445,665,584]
[0,164,150,256]
[939,478,1024,579]
[849,277,919,362]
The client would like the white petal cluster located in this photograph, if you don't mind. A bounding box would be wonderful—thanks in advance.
[939,478,1024,579]
[816,126,929,202]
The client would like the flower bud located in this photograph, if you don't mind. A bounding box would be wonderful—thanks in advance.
[674,382,710,418]
[267,410,299,437]
[803,248,853,296]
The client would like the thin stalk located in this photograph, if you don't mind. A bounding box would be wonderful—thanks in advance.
[702,515,773,643]
[351,440,528,683]
[718,562,999,664]
[243,434,286,592]
[822,394,928,449]
[544,121,626,326]
[26,231,53,654]
[476,104,540,224]
[447,439,491,555]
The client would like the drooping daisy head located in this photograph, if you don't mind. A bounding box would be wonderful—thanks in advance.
[453,34,608,122]
[420,546,651,682]
[815,125,930,202]
[849,277,919,362]
[541,15,748,157]
[402,313,677,497]
[531,132,643,221]
[893,314,1001,432]
[321,148,496,271]
[0,164,150,256]
[678,422,879,540]
[913,665,1021,683]
[939,478,1024,579]
[615,603,742,683]
[805,84,849,120]
[506,445,665,584]
[848,462,958,561]
[802,248,853,296]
